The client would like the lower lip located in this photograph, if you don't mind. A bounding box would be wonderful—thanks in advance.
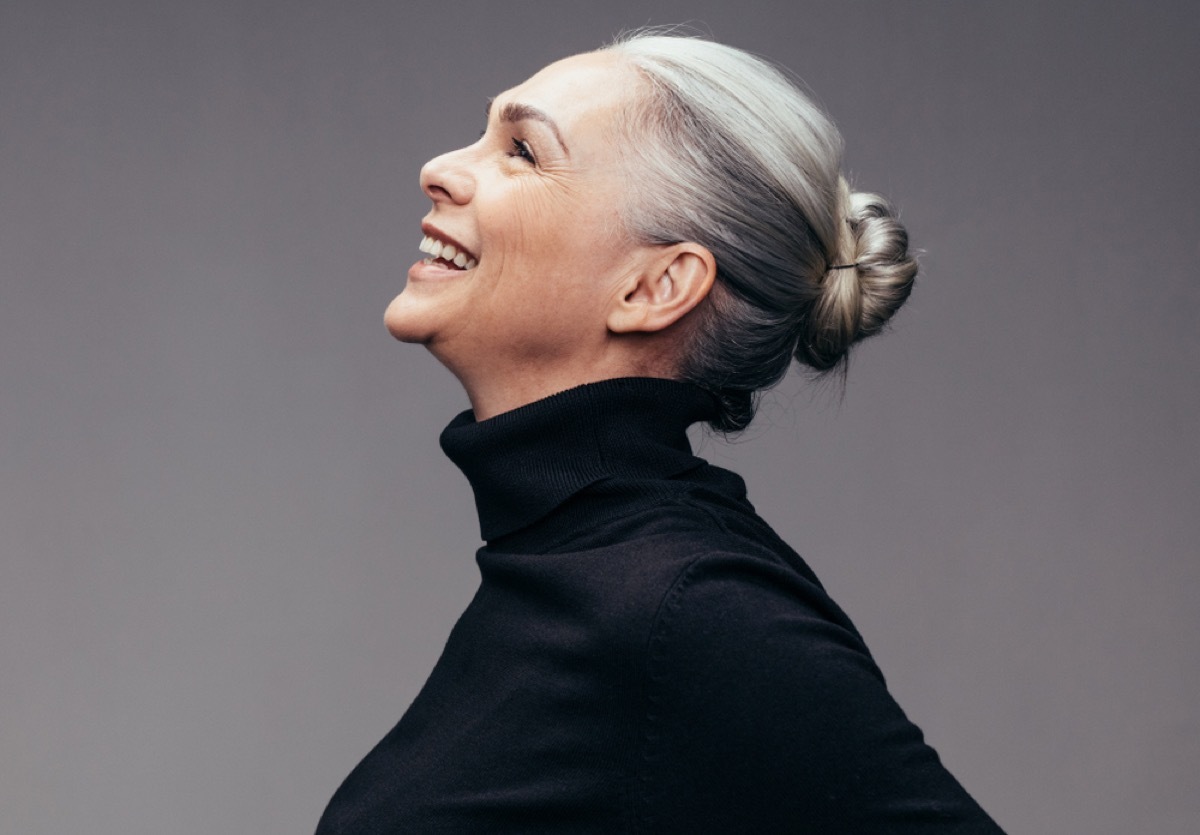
[408,258,474,282]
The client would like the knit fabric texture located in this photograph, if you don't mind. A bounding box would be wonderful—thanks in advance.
[315,377,1003,834]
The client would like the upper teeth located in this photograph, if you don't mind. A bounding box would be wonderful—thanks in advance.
[419,235,476,270]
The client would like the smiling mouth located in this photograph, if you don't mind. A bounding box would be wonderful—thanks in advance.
[418,234,477,270]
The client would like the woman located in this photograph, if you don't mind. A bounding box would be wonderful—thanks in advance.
[317,32,1004,834]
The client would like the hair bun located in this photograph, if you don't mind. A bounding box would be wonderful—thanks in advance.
[794,190,917,371]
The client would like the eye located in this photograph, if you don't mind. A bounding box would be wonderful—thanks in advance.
[508,137,537,166]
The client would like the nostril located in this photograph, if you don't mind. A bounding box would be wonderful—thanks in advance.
[420,151,474,205]
[422,175,472,206]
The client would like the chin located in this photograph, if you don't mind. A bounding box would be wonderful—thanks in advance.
[384,290,435,344]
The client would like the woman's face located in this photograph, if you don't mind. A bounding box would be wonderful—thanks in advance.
[384,51,651,406]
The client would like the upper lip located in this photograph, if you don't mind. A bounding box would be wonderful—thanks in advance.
[421,222,477,261]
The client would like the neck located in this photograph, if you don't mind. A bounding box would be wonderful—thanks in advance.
[434,340,675,422]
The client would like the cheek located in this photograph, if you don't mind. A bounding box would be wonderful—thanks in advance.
[514,202,624,285]
[507,185,571,262]
[474,177,629,345]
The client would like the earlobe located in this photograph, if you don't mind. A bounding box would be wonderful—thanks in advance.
[608,244,716,334]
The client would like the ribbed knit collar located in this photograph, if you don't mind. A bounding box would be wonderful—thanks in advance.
[439,377,719,543]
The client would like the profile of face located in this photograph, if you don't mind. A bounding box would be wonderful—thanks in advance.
[384,51,713,419]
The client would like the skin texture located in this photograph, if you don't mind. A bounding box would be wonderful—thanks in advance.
[384,51,715,420]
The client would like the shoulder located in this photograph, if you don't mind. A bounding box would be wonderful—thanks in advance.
[577,490,862,663]
[640,490,864,654]
[645,545,881,719]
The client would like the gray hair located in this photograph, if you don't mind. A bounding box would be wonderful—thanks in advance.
[603,33,917,431]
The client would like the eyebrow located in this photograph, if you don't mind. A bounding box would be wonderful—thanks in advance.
[485,98,570,156]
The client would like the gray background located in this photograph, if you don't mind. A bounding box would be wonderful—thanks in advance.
[2,1,1197,832]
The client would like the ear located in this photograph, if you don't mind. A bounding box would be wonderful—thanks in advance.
[607,243,716,334]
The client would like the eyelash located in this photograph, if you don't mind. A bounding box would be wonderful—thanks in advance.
[478,123,538,167]
[508,138,536,165]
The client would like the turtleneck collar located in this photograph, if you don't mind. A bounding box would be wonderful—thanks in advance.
[439,377,719,543]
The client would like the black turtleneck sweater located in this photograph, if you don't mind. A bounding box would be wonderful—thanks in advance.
[316,378,1002,834]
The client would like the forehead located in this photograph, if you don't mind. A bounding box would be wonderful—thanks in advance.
[499,51,642,131]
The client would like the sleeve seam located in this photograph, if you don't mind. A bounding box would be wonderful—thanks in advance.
[629,550,714,832]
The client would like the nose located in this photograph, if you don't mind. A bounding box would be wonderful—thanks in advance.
[420,146,475,205]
